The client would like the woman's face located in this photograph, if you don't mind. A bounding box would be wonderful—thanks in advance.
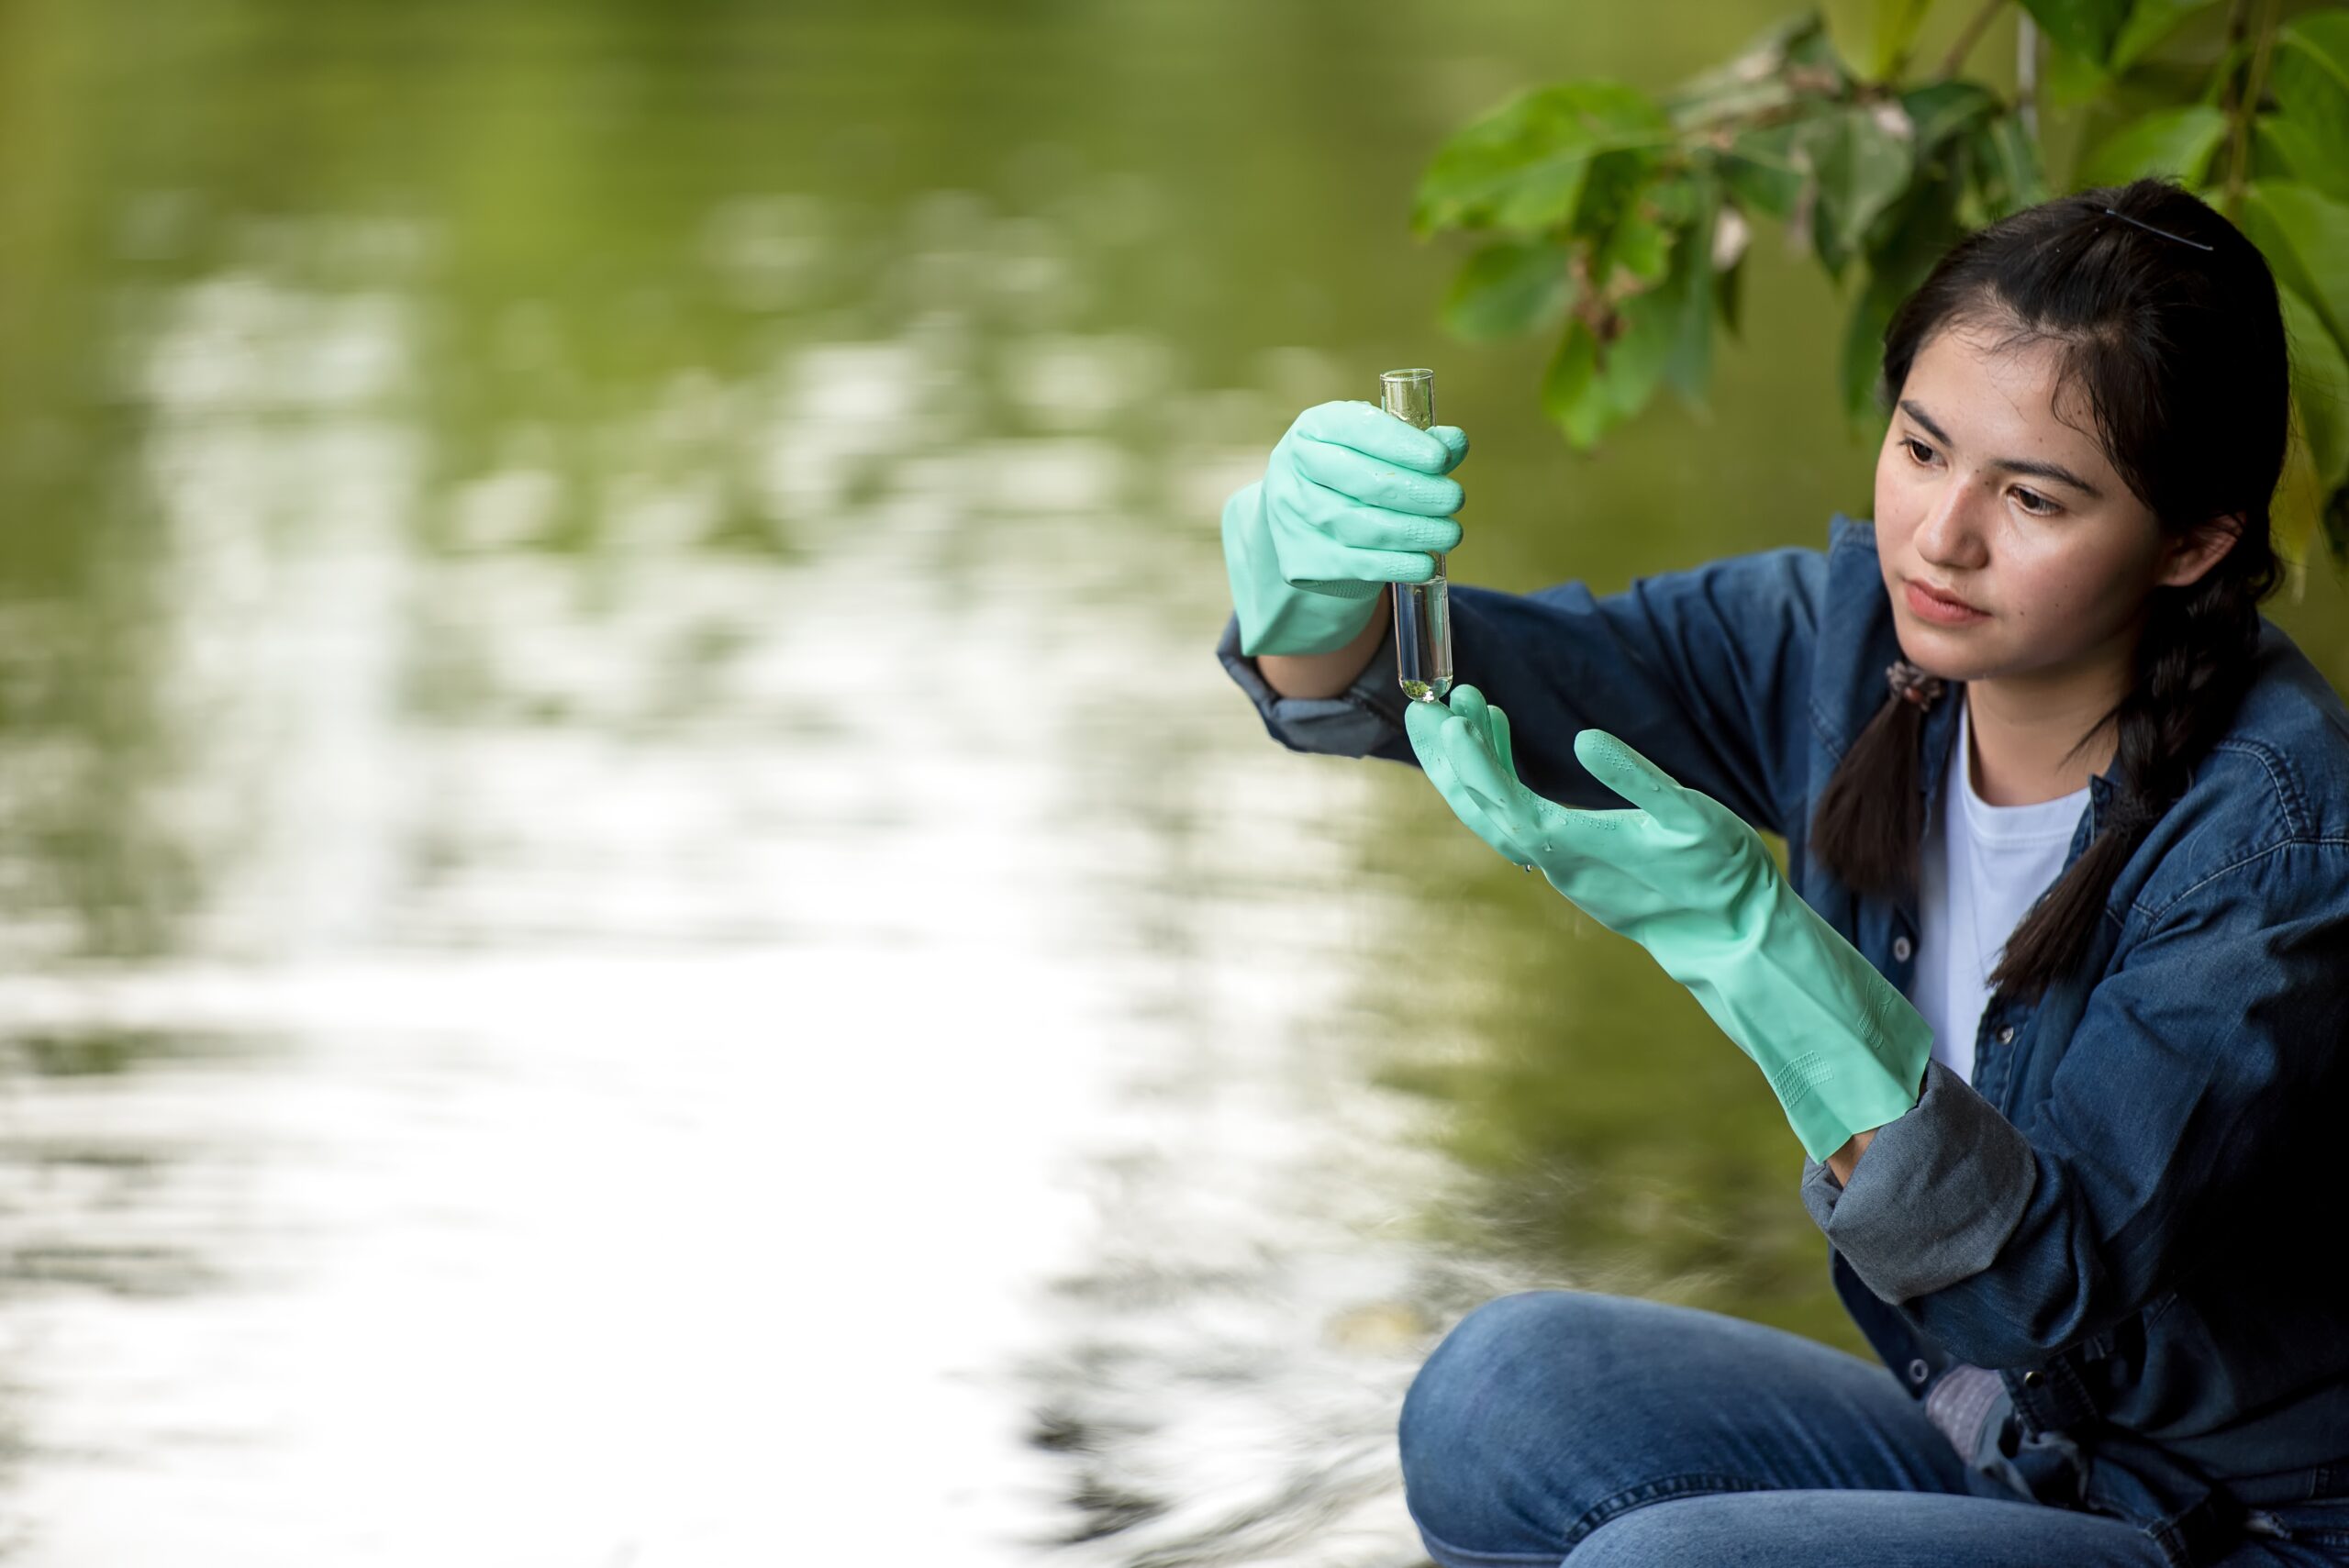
[1872,318,2233,694]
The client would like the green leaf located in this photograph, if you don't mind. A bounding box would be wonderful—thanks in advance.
[2075,104,2229,187]
[1839,177,1966,423]
[2267,13,2349,202]
[2259,117,2349,202]
[1798,106,1916,275]
[1442,239,1577,342]
[1599,284,1681,419]
[1900,80,2002,160]
[1539,186,1720,447]
[2047,0,2220,93]
[2271,10,2349,118]
[2241,181,2349,352]
[1969,115,2048,220]
[2108,0,2222,75]
[2276,418,2324,571]
[2018,0,2132,69]
[1662,11,1847,128]
[2042,34,2115,106]
[1413,83,1674,237]
[1660,176,1721,403]
[1644,174,1703,226]
[1840,288,1893,428]
[1542,319,1610,448]
[1721,121,1808,219]
[2280,285,2349,494]
[1598,206,1671,286]
[1574,150,1673,295]
[1716,250,1747,337]
[1870,0,1936,81]
[2275,285,2349,572]
[2196,34,2256,106]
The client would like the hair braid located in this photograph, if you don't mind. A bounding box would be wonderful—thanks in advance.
[1987,563,2273,1000]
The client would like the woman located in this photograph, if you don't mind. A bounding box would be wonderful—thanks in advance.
[1213,177,2349,1567]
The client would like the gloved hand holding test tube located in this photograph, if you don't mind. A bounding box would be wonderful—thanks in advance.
[1219,381,1467,664]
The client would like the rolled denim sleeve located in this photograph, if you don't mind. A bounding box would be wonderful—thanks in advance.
[1800,1058,2038,1302]
[1214,519,1844,836]
[1799,844,2349,1368]
[1214,612,1415,762]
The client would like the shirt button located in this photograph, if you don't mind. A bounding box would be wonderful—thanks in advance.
[1997,1026,2016,1045]
[1908,1358,1931,1385]
[1892,936,1912,962]
[2022,1370,2045,1388]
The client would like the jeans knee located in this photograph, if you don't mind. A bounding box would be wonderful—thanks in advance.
[1560,1499,1698,1566]
[1399,1290,1607,1556]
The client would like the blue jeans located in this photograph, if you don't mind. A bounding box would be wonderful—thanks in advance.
[1398,1290,2343,1568]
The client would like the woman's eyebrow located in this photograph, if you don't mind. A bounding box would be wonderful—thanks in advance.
[1898,399,2106,499]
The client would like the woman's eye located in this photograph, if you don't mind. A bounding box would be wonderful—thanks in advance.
[1902,437,1934,464]
[2013,488,2056,517]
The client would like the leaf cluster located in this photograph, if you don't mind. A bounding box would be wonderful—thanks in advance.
[1414,1,2349,562]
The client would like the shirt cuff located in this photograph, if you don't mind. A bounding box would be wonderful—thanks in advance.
[1214,612,1411,760]
[1799,1058,2039,1303]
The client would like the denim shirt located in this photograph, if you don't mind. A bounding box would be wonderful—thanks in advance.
[1215,515,2349,1568]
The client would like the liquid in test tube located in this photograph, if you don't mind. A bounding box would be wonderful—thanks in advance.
[1380,367,1453,703]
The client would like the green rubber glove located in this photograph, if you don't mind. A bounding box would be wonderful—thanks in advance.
[1405,686,1931,1162]
[1221,400,1468,657]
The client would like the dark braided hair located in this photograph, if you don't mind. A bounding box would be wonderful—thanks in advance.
[1809,176,2289,1005]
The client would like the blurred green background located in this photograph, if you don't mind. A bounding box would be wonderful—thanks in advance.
[0,2,2342,1563]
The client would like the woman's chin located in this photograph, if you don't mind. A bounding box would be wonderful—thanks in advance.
[1890,632,1980,684]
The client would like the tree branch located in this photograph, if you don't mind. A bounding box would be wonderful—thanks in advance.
[1938,0,2011,79]
[2222,0,2280,217]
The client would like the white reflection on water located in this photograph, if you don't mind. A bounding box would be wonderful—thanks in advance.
[0,210,1543,1566]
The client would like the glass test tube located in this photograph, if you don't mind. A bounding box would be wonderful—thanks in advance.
[1380,367,1453,704]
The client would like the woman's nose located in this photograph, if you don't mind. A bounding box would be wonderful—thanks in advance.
[1913,483,1989,568]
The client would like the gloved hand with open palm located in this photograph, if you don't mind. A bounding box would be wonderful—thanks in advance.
[1405,685,1930,1162]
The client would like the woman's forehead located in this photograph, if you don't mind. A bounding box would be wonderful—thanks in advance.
[1904,324,2119,484]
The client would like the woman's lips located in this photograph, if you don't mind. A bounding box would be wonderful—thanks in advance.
[1904,578,1988,626]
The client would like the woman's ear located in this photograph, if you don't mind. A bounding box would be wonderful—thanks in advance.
[2157,510,2245,589]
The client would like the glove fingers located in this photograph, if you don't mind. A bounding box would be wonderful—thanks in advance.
[1448,686,1517,782]
[1448,684,1490,733]
[1292,400,1457,474]
[1446,784,1541,868]
[1292,552,1436,589]
[1290,438,1465,520]
[1273,504,1442,588]
[1437,760,1534,866]
[1434,712,1527,814]
[1403,692,1451,758]
[1284,575,1388,600]
[1572,728,1698,828]
[1405,700,1534,869]
[1317,499,1462,556]
[1428,425,1469,474]
[1486,701,1517,777]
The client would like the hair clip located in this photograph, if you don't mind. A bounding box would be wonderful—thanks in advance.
[2103,206,2214,251]
[1886,659,1946,710]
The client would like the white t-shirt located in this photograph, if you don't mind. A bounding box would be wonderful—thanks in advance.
[1911,695,2091,1084]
